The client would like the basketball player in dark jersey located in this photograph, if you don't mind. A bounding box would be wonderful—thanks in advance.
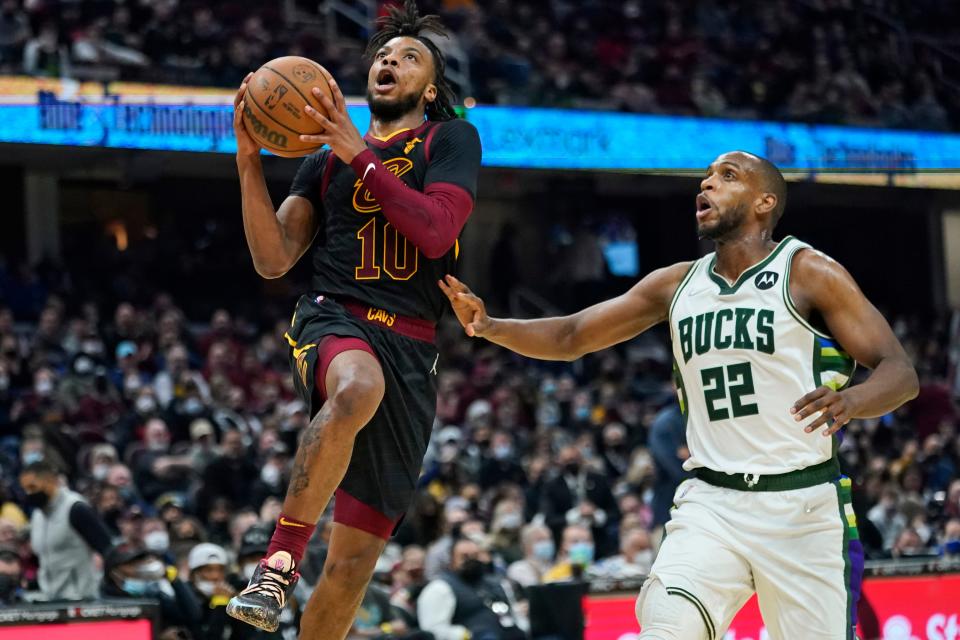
[225,3,482,638]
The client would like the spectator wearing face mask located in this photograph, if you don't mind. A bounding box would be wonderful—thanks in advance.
[143,516,173,562]
[418,537,525,640]
[19,459,112,600]
[60,351,123,430]
[479,431,527,490]
[540,445,619,557]
[599,422,631,479]
[0,545,25,604]
[111,340,148,392]
[188,542,240,639]
[251,442,290,507]
[10,366,64,429]
[507,524,554,587]
[111,381,159,441]
[87,443,120,483]
[153,343,210,410]
[102,543,203,636]
[593,527,654,578]
[542,524,595,584]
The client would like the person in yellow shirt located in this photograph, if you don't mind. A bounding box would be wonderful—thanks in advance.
[542,524,595,583]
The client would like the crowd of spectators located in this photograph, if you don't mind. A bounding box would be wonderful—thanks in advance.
[0,250,958,637]
[1,0,959,130]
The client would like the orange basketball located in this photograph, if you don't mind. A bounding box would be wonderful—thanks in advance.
[242,56,335,157]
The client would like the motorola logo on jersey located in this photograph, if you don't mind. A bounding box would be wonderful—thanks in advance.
[755,271,779,290]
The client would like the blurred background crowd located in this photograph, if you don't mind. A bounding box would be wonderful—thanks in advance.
[0,0,957,130]
[0,0,958,638]
[0,248,958,638]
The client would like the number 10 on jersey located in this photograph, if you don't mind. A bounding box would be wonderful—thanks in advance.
[356,219,419,281]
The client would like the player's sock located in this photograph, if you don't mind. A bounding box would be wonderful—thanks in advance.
[266,512,316,566]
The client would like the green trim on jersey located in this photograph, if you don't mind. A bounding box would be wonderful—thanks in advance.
[834,477,856,639]
[781,242,858,391]
[781,243,833,339]
[813,335,857,391]
[666,586,716,639]
[707,235,795,295]
[672,359,690,427]
[668,260,700,325]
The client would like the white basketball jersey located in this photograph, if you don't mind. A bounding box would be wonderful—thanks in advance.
[669,236,856,475]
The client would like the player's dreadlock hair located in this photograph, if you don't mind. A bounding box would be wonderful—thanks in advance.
[365,0,459,121]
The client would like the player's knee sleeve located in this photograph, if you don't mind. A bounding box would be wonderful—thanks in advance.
[635,578,710,640]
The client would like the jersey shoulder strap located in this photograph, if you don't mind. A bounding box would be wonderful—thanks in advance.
[320,149,336,200]
[423,120,446,164]
[668,256,706,323]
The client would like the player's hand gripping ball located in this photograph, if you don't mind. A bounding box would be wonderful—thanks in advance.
[236,56,335,157]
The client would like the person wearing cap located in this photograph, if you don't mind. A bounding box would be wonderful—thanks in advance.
[188,417,219,471]
[156,492,186,526]
[111,340,149,398]
[117,503,147,547]
[20,459,113,600]
[102,542,203,636]
[188,542,241,639]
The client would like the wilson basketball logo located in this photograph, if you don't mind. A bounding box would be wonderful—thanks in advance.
[243,103,289,149]
[353,158,414,213]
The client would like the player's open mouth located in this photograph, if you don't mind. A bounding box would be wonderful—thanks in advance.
[696,193,714,220]
[375,69,398,94]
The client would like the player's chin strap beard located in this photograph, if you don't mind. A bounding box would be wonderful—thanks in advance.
[366,88,424,123]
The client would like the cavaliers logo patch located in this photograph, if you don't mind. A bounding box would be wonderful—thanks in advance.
[353,157,414,213]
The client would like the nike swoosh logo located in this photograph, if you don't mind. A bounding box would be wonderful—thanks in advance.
[363,162,376,180]
[279,517,306,528]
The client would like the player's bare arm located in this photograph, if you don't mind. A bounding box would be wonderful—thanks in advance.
[234,73,319,279]
[439,262,692,361]
[788,248,919,435]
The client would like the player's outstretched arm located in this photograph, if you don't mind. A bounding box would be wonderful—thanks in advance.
[234,73,318,279]
[439,263,691,361]
[789,249,919,435]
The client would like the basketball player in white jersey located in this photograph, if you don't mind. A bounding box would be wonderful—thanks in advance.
[438,151,918,640]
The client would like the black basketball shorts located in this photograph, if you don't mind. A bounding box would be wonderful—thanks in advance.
[284,294,439,539]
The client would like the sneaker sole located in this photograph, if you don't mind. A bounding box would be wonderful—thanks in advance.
[226,598,280,632]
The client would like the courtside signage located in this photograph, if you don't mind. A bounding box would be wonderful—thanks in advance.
[584,573,960,640]
[2,77,960,174]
